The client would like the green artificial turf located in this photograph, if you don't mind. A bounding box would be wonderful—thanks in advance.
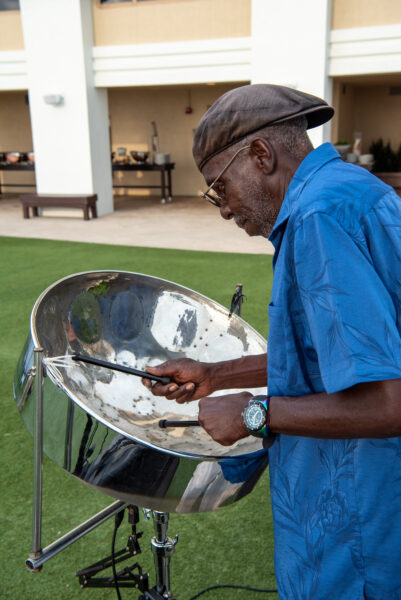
[0,236,276,600]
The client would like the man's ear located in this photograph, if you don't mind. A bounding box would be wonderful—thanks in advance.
[250,138,276,175]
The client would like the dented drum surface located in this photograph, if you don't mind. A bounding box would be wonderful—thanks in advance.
[14,271,268,513]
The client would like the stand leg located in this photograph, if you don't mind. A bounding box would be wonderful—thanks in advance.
[160,170,167,204]
[167,169,172,203]
[29,348,44,570]
[150,511,178,599]
[27,501,128,571]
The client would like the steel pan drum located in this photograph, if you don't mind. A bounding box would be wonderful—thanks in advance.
[14,271,268,513]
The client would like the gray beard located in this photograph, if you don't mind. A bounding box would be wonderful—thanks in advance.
[242,180,281,238]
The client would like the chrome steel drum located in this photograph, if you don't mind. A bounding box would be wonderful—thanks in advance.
[14,271,268,513]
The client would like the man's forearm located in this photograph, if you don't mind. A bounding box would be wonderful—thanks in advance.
[210,353,267,391]
[270,378,401,438]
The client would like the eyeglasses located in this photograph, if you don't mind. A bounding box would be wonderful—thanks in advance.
[201,145,250,207]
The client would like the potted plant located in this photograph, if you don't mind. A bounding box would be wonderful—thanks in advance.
[370,138,401,196]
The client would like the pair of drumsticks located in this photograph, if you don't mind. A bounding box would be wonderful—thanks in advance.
[72,354,199,428]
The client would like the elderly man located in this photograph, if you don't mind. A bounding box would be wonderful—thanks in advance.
[143,84,401,599]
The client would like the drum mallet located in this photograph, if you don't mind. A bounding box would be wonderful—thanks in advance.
[72,354,171,385]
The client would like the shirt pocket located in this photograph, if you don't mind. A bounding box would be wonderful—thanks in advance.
[268,303,288,387]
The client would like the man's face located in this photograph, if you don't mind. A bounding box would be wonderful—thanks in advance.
[202,147,281,238]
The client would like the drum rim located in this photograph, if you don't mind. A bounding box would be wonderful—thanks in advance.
[30,270,267,461]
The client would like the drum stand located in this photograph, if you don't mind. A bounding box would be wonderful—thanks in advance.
[76,507,178,599]
[26,347,178,599]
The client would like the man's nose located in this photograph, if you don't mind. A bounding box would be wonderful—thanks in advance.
[219,204,233,220]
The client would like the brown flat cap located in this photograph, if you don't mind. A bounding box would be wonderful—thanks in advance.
[193,84,334,170]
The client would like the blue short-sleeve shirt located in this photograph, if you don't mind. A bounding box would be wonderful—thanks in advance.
[267,143,401,600]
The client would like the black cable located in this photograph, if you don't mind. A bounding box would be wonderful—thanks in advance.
[111,509,125,600]
[188,584,278,599]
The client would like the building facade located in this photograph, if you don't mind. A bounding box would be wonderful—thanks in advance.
[0,0,400,214]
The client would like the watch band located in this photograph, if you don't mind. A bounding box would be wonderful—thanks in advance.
[253,395,270,437]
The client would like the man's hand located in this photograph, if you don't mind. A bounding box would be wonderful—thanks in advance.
[142,358,215,403]
[198,392,252,446]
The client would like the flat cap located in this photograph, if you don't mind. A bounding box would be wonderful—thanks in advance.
[193,84,334,170]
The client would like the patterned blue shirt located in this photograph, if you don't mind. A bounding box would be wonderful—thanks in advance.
[267,143,401,600]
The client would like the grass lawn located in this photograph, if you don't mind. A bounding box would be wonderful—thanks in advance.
[0,236,276,600]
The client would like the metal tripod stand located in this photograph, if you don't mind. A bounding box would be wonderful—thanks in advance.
[76,506,178,599]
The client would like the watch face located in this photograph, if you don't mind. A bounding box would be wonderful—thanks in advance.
[244,402,266,431]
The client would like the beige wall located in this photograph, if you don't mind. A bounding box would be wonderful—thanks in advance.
[92,0,251,46]
[0,91,35,192]
[0,85,244,199]
[332,0,401,30]
[331,77,401,153]
[331,80,355,146]
[0,10,24,50]
[0,91,32,151]
[108,82,245,196]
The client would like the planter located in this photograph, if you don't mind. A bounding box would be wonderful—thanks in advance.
[373,172,401,197]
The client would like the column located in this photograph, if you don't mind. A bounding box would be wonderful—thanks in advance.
[251,0,333,148]
[19,0,113,216]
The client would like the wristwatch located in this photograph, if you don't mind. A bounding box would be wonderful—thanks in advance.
[242,395,271,438]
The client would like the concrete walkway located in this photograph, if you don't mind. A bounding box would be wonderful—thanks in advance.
[0,194,274,254]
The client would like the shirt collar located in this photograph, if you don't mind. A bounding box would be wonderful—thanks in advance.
[268,143,341,250]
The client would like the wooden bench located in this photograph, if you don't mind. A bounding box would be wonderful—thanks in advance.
[20,193,98,220]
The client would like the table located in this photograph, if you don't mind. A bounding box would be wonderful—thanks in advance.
[0,161,176,204]
[0,162,35,197]
[112,162,175,204]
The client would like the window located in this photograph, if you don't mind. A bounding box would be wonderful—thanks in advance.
[0,0,20,10]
